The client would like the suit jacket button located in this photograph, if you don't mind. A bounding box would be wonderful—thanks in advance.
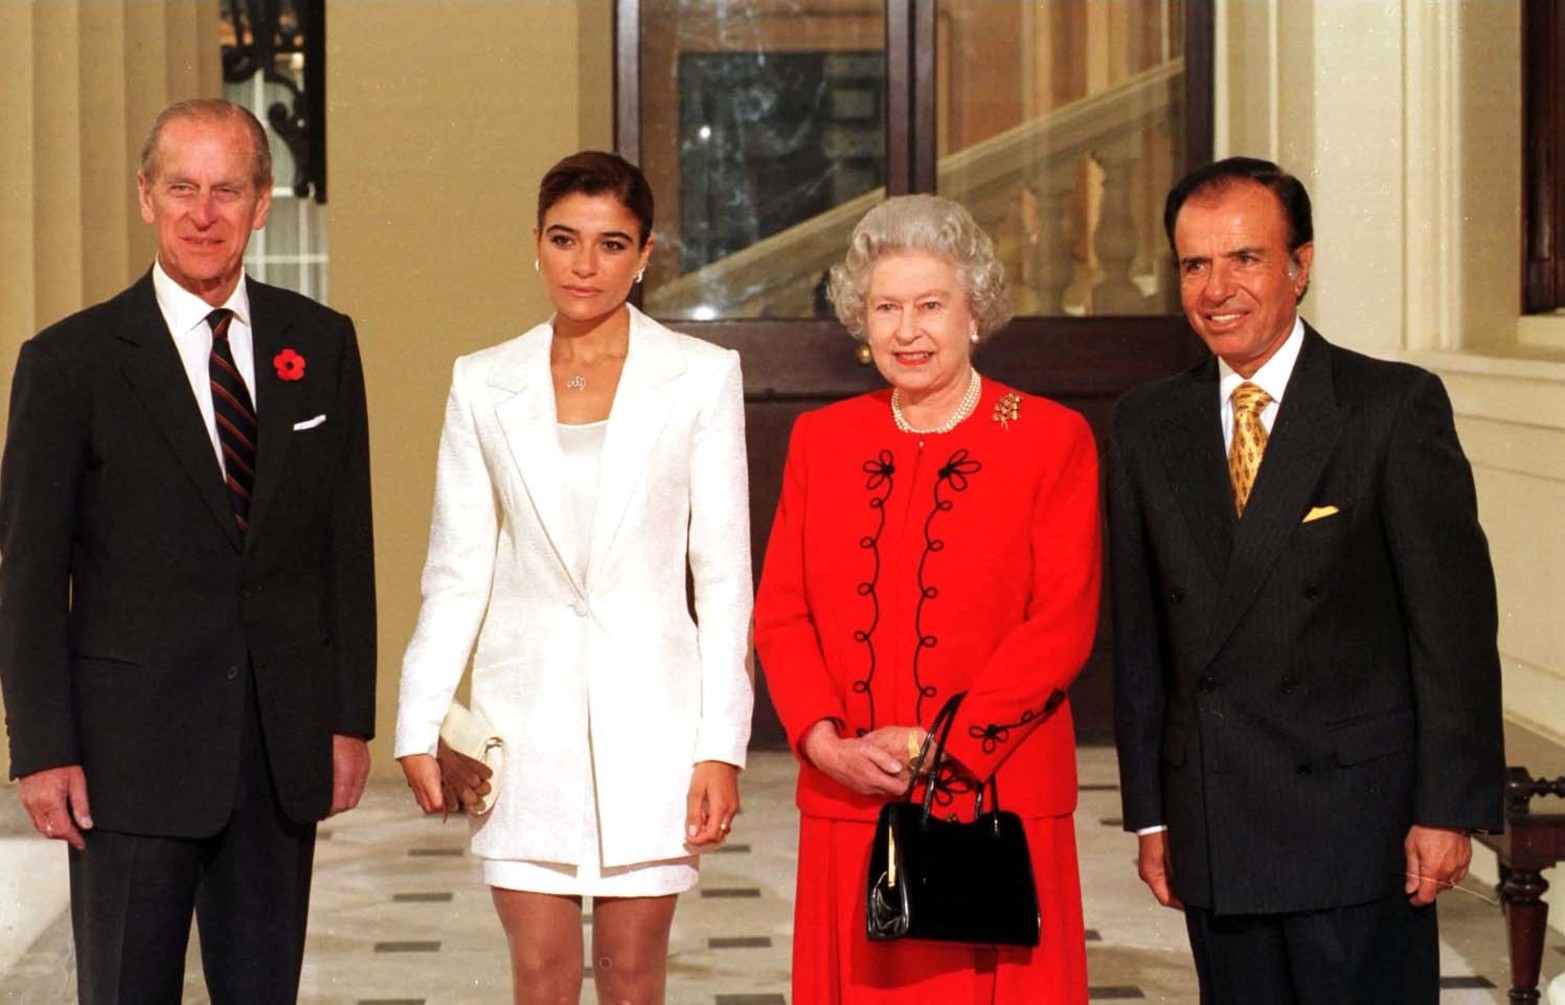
[1197,675,1217,693]
[1303,584,1321,600]
[570,601,588,617]
[1280,678,1298,695]
[1295,763,1312,776]
[1167,587,1186,604]
[225,665,241,681]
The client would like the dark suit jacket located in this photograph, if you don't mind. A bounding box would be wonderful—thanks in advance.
[0,272,376,837]
[1109,325,1504,915]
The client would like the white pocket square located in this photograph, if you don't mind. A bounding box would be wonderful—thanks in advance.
[292,414,327,431]
[1302,504,1340,524]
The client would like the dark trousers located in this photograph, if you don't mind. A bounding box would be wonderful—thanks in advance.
[1184,894,1439,1005]
[68,677,317,1005]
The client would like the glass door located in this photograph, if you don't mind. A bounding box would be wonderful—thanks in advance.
[619,0,1212,745]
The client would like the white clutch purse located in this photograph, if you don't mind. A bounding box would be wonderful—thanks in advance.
[438,700,504,816]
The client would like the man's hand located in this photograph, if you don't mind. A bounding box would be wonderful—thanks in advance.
[1404,824,1471,906]
[329,734,371,817]
[685,760,740,850]
[800,719,908,798]
[19,765,93,850]
[1137,830,1184,910]
[435,738,493,816]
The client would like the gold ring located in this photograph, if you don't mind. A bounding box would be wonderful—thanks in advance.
[719,821,731,832]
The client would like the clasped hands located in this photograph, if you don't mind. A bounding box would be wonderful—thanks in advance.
[399,739,493,820]
[800,719,931,799]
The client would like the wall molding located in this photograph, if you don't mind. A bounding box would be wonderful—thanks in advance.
[1402,1,1461,352]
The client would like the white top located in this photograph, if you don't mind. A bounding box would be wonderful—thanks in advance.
[151,262,257,472]
[1217,316,1305,451]
[558,420,607,585]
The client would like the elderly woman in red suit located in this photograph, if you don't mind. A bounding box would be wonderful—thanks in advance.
[754,194,1100,1003]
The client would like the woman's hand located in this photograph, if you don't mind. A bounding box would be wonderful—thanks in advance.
[399,753,445,816]
[861,724,928,774]
[800,720,910,798]
[686,760,741,850]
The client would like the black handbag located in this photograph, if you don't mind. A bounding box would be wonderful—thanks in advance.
[865,691,1041,947]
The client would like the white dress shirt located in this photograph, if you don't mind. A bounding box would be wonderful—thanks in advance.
[151,261,257,473]
[1217,316,1305,450]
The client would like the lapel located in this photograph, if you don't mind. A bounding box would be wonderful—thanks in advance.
[112,273,243,552]
[1153,357,1234,583]
[1195,326,1347,669]
[491,322,584,595]
[585,307,682,585]
[245,281,306,553]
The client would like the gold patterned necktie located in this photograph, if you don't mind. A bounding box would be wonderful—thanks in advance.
[1228,381,1272,515]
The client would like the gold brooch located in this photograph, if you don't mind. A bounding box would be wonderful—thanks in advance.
[992,393,1021,429]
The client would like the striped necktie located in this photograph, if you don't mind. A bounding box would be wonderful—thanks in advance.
[207,308,257,534]
[1228,381,1272,516]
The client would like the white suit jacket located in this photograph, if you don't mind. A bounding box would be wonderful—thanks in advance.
[395,306,754,867]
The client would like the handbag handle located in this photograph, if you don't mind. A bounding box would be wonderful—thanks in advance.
[901,691,1004,824]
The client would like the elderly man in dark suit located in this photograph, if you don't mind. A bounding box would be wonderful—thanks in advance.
[0,98,376,1004]
[1109,156,1504,1003]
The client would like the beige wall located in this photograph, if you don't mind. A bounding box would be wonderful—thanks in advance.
[329,0,615,776]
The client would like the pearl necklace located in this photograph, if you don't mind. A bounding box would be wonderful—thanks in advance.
[891,368,982,435]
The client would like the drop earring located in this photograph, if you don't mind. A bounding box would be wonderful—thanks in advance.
[969,329,979,345]
[533,259,540,272]
[634,267,645,284]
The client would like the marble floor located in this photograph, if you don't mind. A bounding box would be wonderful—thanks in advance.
[0,747,1556,1003]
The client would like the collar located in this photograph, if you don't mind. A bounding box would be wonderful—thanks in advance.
[1218,315,1305,406]
[151,260,252,337]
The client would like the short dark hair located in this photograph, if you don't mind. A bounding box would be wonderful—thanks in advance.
[536,151,654,247]
[140,99,272,190]
[1163,156,1313,254]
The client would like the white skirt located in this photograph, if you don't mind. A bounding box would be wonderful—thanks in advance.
[482,737,698,897]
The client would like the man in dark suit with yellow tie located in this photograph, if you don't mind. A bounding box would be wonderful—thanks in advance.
[1109,157,1504,1003]
[0,99,376,1004]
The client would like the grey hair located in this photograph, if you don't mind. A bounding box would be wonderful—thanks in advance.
[140,99,272,190]
[827,194,1012,341]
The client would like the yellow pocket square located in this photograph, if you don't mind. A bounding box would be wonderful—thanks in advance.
[1302,505,1340,524]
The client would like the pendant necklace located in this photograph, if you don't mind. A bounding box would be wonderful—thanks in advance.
[556,321,628,392]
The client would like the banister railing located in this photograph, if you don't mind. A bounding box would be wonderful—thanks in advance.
[647,58,1184,320]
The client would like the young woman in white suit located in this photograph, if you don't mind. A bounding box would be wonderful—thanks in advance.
[394,152,754,1005]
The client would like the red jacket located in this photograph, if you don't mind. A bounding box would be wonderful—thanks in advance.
[755,380,1101,821]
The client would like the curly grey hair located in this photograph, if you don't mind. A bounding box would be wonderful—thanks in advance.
[827,194,1012,341]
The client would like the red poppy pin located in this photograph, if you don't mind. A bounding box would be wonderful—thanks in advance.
[273,348,306,381]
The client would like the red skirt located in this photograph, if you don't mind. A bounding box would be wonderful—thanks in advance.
[792,813,1088,1004]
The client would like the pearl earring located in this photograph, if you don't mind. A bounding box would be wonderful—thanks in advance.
[969,330,979,345]
[533,259,540,272]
